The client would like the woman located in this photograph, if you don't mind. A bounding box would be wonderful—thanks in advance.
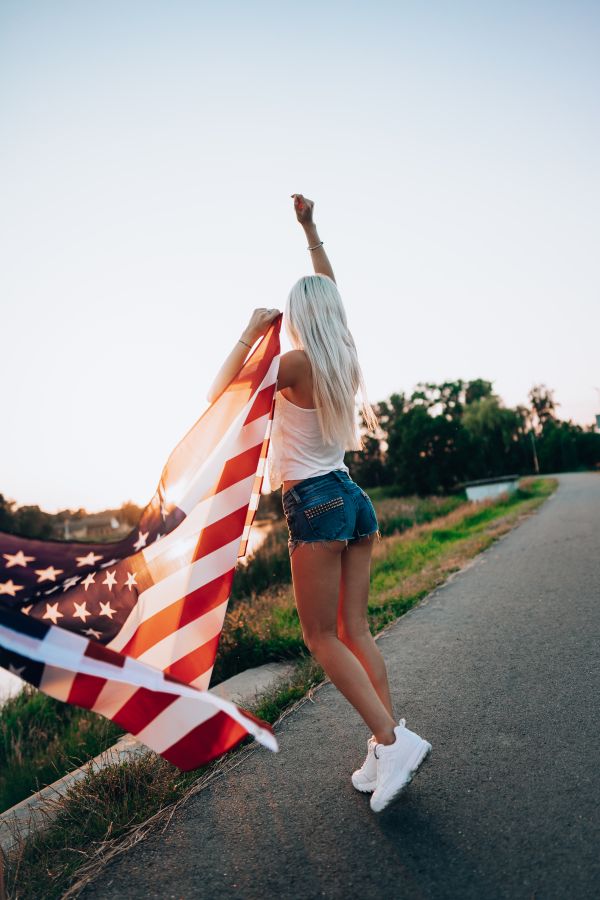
[207,194,431,812]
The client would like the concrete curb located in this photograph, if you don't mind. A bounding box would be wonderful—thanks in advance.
[0,660,295,855]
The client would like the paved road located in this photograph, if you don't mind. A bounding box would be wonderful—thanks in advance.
[84,473,600,900]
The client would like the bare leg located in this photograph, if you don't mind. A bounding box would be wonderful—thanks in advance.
[338,534,395,721]
[290,541,396,745]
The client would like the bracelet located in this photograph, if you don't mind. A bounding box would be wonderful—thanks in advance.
[308,240,324,251]
[238,338,252,349]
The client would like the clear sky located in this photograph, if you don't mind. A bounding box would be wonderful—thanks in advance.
[1,1,599,513]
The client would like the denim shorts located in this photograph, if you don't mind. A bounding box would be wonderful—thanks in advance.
[282,469,380,555]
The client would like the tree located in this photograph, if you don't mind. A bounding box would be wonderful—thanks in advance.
[411,380,465,421]
[529,384,557,434]
[11,505,53,539]
[386,404,468,494]
[462,396,527,478]
[0,494,16,532]
[465,379,494,405]
[346,402,391,487]
[346,433,389,487]
[120,500,144,527]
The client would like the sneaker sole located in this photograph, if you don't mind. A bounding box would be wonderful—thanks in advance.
[370,740,432,813]
[351,773,377,793]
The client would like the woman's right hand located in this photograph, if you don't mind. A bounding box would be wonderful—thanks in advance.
[241,307,281,345]
[291,193,315,227]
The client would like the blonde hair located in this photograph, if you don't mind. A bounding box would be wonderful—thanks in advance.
[284,274,377,450]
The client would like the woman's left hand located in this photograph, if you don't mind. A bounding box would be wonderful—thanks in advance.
[242,307,281,345]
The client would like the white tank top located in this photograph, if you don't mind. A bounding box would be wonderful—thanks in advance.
[268,392,349,492]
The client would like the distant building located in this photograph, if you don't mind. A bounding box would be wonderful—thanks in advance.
[60,514,130,541]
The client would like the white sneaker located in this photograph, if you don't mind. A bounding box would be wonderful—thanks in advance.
[351,735,378,793]
[370,719,432,813]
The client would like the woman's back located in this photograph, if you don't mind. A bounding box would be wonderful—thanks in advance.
[279,349,315,410]
[268,388,349,491]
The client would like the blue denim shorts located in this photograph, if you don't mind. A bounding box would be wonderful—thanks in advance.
[282,469,380,555]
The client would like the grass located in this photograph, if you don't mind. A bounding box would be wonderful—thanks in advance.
[0,492,468,818]
[0,689,123,814]
[2,478,556,899]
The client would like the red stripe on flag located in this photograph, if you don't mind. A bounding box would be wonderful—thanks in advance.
[120,570,234,659]
[67,673,107,709]
[192,505,248,562]
[244,383,276,426]
[160,709,252,770]
[235,324,279,396]
[112,687,177,734]
[85,640,126,667]
[163,632,221,684]
[214,443,263,495]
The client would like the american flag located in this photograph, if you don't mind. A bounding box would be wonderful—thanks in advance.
[0,318,281,769]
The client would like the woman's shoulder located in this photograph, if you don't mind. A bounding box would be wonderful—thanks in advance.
[278,349,311,387]
[281,348,309,367]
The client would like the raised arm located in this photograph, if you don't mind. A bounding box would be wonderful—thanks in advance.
[291,193,336,283]
[206,307,280,404]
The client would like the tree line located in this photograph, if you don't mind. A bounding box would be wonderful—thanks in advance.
[2,381,599,537]
[0,498,143,542]
[346,380,600,495]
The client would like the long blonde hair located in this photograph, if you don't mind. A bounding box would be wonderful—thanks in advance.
[284,274,377,450]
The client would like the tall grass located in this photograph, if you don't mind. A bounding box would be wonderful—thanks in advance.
[0,687,122,813]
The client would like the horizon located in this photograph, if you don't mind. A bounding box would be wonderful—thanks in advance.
[1,373,593,517]
[2,1,599,512]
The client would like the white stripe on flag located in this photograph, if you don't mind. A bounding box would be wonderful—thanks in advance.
[133,695,225,754]
[191,667,213,690]
[143,473,256,566]
[136,599,229,669]
[157,354,277,512]
[177,407,275,517]
[39,664,77,702]
[108,537,241,653]
[91,681,140,718]
[168,358,277,518]
[0,618,278,752]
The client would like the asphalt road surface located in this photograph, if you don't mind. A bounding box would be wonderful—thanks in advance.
[83,473,600,900]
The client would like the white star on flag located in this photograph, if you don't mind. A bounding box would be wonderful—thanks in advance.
[133,530,149,551]
[8,663,26,677]
[35,566,64,583]
[81,573,96,591]
[72,601,91,623]
[3,550,35,568]
[43,602,64,625]
[83,627,102,640]
[102,570,117,590]
[99,600,117,619]
[124,571,137,590]
[21,605,32,615]
[0,580,25,597]
[76,551,103,568]
[100,558,119,569]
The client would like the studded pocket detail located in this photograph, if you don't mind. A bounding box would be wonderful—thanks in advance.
[304,497,344,519]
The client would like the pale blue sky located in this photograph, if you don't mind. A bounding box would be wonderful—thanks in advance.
[1,1,599,512]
